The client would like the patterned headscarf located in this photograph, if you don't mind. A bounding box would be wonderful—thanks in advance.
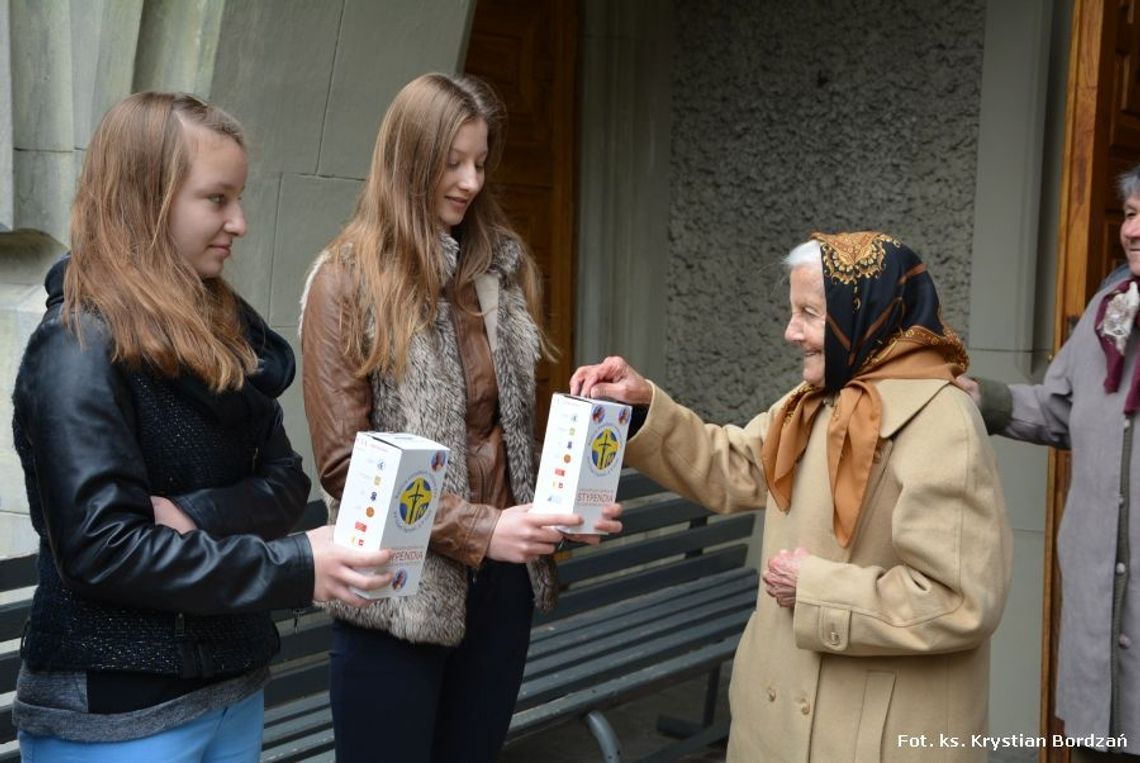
[759,232,969,547]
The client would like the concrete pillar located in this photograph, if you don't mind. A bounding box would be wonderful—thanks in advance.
[10,0,75,245]
[967,0,1068,740]
[316,0,476,180]
[0,2,74,556]
[71,0,144,145]
[0,0,13,230]
[0,276,53,557]
[133,0,224,95]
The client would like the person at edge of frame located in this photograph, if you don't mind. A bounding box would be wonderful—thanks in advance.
[956,165,1140,763]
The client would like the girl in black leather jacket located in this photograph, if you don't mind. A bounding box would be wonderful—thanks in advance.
[11,92,392,762]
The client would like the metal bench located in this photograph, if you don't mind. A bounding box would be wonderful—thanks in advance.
[0,554,35,762]
[0,470,759,763]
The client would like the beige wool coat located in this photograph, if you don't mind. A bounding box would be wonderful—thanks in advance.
[626,377,1012,762]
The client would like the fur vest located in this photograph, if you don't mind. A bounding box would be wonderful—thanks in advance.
[303,234,557,646]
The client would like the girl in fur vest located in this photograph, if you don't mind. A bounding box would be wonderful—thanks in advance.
[300,73,621,762]
[12,91,392,762]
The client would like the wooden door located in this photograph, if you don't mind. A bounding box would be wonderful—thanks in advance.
[464,0,579,432]
[1049,0,1140,757]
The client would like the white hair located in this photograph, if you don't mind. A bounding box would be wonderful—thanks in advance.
[783,240,821,271]
[1120,165,1140,202]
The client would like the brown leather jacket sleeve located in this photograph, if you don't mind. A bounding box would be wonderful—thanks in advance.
[300,258,373,500]
[431,494,500,568]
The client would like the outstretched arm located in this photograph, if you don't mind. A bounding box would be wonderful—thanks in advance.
[569,355,653,405]
[956,303,1095,448]
[572,356,769,514]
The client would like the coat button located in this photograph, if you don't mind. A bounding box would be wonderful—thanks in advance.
[1118,562,1128,575]
[828,631,841,647]
[1120,634,1132,649]
[799,698,811,715]
[767,687,777,702]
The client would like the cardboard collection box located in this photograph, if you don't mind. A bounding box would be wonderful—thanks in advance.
[532,394,632,533]
[333,432,450,599]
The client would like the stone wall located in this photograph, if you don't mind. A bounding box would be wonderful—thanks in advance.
[666,0,987,422]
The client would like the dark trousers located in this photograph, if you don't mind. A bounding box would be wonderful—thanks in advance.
[329,561,535,763]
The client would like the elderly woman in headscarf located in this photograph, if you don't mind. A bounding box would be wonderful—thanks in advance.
[955,166,1140,763]
[570,232,1012,762]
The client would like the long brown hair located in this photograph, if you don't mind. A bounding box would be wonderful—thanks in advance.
[326,73,551,379]
[64,91,256,392]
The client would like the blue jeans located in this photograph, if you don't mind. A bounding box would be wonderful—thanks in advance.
[18,690,264,763]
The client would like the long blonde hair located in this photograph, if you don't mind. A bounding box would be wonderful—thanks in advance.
[64,91,256,392]
[327,73,551,379]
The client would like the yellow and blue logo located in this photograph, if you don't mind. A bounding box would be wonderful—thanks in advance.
[589,426,622,474]
[397,474,434,528]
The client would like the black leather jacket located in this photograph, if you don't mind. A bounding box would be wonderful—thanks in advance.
[13,259,314,675]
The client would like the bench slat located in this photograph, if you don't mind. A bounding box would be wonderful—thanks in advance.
[264,692,330,725]
[524,574,756,661]
[604,495,709,535]
[524,589,755,680]
[261,727,335,763]
[614,469,662,502]
[0,600,31,644]
[262,705,333,752]
[271,618,332,666]
[559,497,711,555]
[0,556,37,591]
[527,568,757,657]
[0,654,19,698]
[557,513,754,585]
[508,635,742,739]
[515,609,751,710]
[265,661,331,709]
[538,544,749,624]
[261,694,335,763]
[0,700,14,752]
[528,566,756,645]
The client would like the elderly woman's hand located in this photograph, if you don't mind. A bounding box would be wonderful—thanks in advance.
[569,356,652,405]
[763,547,809,608]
